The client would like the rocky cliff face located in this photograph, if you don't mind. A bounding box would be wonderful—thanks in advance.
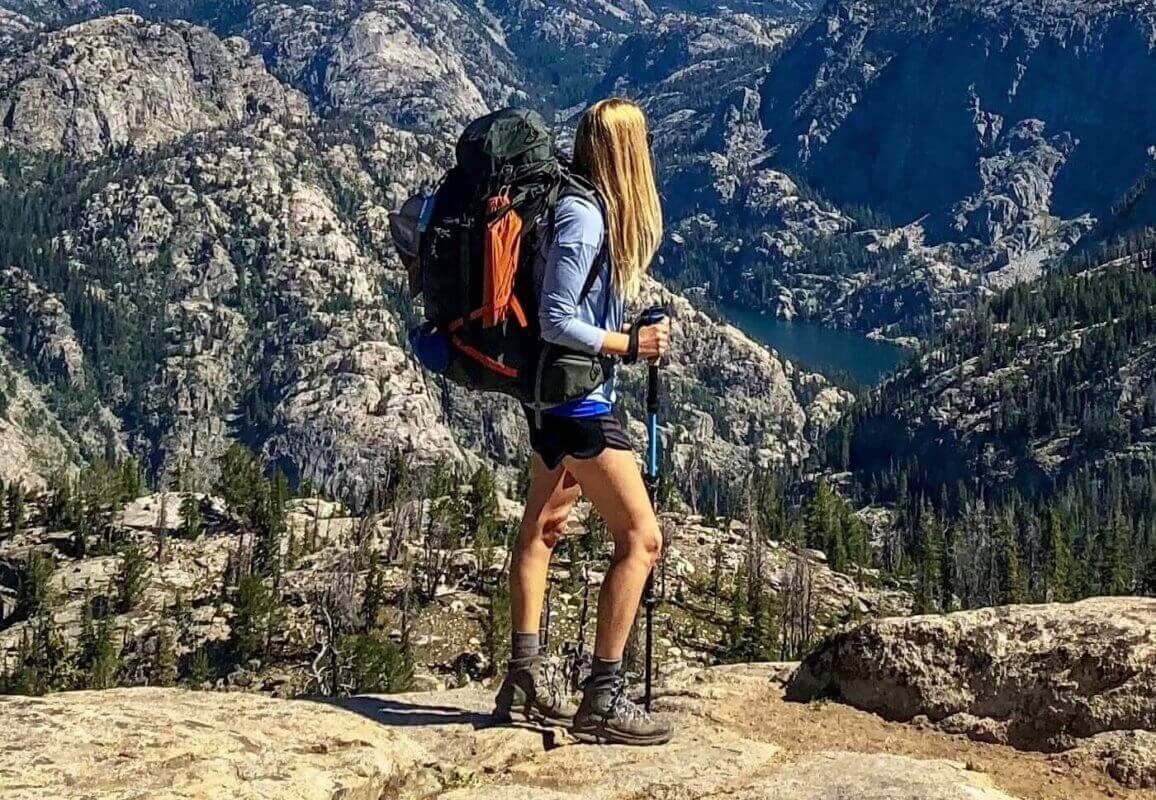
[758,0,1156,273]
[606,0,1156,338]
[0,14,310,157]
[244,0,524,133]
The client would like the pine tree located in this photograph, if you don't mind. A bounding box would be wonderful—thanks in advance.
[117,544,150,612]
[709,540,725,614]
[466,465,500,545]
[1043,509,1073,602]
[842,510,870,571]
[341,634,414,694]
[16,552,56,620]
[361,558,386,634]
[1100,514,1134,596]
[18,615,68,695]
[152,624,179,687]
[179,494,204,540]
[186,647,214,687]
[995,513,1027,605]
[723,564,748,663]
[484,570,511,678]
[804,479,837,553]
[81,617,121,690]
[6,481,25,535]
[914,504,944,614]
[231,575,282,663]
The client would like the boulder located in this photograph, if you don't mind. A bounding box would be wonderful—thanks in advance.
[787,597,1156,786]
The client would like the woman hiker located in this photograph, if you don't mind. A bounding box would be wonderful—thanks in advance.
[492,98,674,746]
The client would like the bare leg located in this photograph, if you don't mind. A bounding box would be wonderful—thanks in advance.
[510,454,583,635]
[562,448,661,661]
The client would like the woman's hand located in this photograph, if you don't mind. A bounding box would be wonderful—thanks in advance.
[601,318,672,362]
[637,318,671,362]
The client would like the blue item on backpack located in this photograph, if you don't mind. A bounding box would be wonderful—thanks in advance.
[408,322,451,375]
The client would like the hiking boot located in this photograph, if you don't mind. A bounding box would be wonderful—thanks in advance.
[493,658,578,728]
[572,674,674,746]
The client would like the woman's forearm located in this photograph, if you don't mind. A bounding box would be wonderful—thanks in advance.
[600,331,632,357]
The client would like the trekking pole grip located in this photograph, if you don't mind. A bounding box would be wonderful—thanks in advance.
[639,306,666,480]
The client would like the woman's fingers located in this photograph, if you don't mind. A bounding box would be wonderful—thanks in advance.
[636,318,673,361]
[656,319,670,357]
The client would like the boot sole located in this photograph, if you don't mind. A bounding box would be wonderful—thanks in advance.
[571,725,674,746]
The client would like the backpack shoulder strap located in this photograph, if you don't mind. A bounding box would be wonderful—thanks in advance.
[554,169,608,303]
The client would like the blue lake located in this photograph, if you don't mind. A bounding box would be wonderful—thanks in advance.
[724,307,911,386]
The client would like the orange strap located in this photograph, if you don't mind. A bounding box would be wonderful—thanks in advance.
[450,334,519,378]
[484,194,525,328]
[447,298,527,333]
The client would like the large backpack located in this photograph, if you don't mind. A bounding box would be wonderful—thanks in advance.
[401,107,613,408]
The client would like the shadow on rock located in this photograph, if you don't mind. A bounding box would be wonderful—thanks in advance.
[311,696,495,729]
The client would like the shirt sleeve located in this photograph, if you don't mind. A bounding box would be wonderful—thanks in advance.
[539,197,607,355]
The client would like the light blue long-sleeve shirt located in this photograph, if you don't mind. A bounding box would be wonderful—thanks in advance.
[533,194,625,414]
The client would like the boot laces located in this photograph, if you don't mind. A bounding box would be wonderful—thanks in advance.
[536,658,567,706]
[606,674,652,723]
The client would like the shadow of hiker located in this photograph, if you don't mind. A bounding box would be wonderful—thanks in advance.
[313,696,494,729]
[309,696,570,749]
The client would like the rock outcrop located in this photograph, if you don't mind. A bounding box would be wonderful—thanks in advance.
[246,0,523,133]
[0,14,309,158]
[787,597,1156,788]
[1,664,1037,800]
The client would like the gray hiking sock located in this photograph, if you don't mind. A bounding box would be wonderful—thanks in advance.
[511,631,540,664]
[585,657,623,694]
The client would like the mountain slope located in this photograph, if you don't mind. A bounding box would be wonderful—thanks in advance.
[842,242,1156,499]
[830,235,1156,604]
[0,13,848,494]
[604,0,1156,338]
[760,0,1156,265]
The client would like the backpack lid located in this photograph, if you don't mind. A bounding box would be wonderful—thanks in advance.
[456,108,557,187]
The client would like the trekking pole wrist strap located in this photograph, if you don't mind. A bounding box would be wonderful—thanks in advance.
[625,324,642,365]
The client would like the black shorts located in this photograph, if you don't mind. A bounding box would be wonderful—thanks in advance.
[523,407,633,470]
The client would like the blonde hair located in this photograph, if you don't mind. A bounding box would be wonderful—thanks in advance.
[573,98,663,302]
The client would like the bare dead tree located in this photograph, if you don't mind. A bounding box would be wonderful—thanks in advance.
[388,485,422,564]
[779,555,818,661]
[309,556,361,697]
[155,491,170,564]
[421,485,458,603]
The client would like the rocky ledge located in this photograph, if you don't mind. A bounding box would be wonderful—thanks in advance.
[5,599,1156,799]
[0,663,1079,800]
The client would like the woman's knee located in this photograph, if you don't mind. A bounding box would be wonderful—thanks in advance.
[615,520,662,568]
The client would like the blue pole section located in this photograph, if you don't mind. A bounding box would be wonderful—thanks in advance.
[639,306,666,712]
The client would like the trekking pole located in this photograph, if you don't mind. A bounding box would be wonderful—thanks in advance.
[639,306,667,712]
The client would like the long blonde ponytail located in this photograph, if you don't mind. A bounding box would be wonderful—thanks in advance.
[573,98,663,302]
